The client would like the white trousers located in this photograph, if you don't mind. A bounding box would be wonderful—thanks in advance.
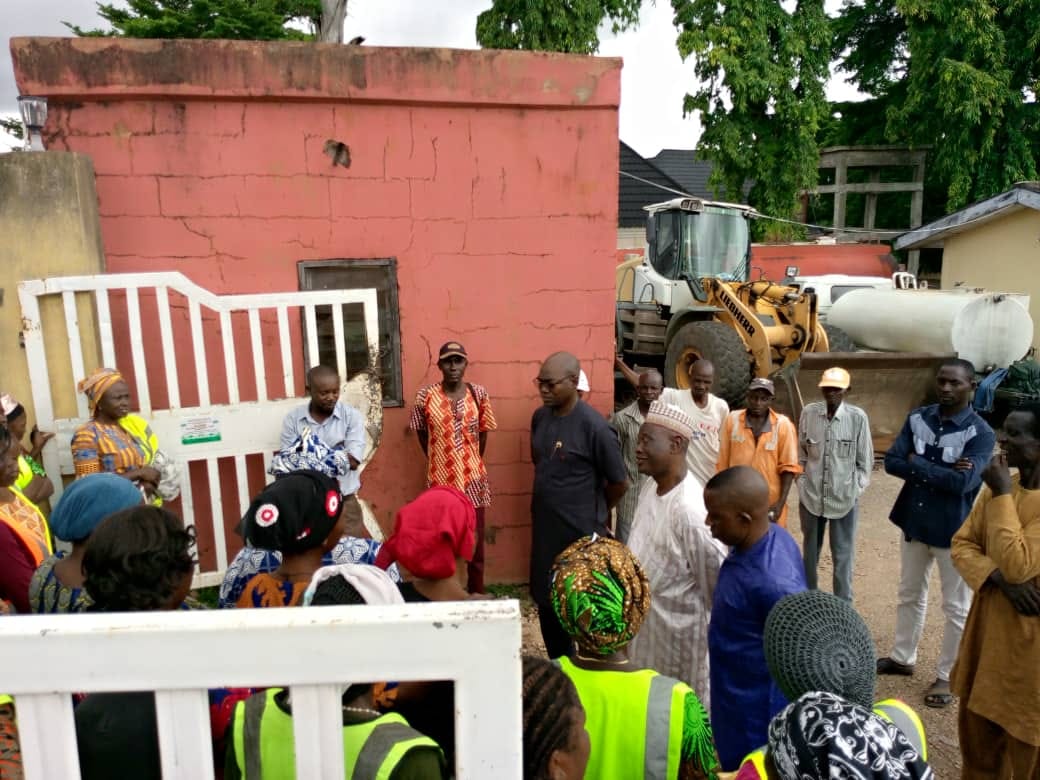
[890,536,973,681]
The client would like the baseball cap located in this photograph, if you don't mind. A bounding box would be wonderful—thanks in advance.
[438,341,467,360]
[818,367,851,390]
[748,377,775,395]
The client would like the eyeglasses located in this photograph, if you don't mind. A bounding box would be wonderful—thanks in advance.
[533,376,571,391]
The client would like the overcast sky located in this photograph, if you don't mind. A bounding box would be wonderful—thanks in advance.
[1,0,861,153]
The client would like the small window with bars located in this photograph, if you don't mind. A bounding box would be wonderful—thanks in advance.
[298,258,403,406]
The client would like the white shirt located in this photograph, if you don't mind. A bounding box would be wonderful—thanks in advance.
[659,389,730,488]
[627,470,726,708]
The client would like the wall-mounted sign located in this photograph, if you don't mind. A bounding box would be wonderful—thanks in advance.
[180,416,221,445]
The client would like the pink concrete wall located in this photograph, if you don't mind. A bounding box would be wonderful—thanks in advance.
[12,38,622,583]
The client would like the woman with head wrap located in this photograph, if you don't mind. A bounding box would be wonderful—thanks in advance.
[0,425,52,613]
[376,485,488,602]
[550,535,721,780]
[218,444,399,609]
[735,591,928,776]
[27,473,144,613]
[369,486,491,770]
[234,470,349,608]
[1,392,55,506]
[71,368,168,503]
[732,691,933,780]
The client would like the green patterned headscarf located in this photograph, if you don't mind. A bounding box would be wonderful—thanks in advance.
[550,536,650,656]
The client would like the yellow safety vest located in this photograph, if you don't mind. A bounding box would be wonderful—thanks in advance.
[557,656,687,780]
[231,689,442,780]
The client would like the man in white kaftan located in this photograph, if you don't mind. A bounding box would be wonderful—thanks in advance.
[626,400,727,709]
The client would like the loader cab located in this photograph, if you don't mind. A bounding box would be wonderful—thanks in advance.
[644,198,755,308]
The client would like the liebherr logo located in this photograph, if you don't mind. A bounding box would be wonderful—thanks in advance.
[721,293,756,336]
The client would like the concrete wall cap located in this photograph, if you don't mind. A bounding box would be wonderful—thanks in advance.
[11,37,621,109]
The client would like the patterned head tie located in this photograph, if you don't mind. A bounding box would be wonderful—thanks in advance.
[764,590,876,708]
[769,691,933,779]
[644,400,695,440]
[550,535,650,656]
[77,368,125,414]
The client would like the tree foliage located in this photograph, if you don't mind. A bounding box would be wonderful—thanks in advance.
[65,0,323,40]
[672,0,831,236]
[1,117,25,141]
[476,0,641,54]
[672,0,1039,224]
[840,0,1035,212]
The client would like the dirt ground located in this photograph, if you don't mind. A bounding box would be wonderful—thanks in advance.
[516,465,962,776]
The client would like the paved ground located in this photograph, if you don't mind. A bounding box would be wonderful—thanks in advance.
[517,466,961,776]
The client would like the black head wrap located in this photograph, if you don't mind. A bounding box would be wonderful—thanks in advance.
[241,470,342,554]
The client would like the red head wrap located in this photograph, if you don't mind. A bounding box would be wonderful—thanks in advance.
[375,486,476,580]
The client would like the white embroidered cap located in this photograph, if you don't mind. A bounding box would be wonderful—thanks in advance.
[645,401,695,440]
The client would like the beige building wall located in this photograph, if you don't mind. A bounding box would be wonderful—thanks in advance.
[0,152,105,436]
[940,208,1040,351]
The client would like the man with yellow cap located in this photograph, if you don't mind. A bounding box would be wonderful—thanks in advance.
[796,367,873,601]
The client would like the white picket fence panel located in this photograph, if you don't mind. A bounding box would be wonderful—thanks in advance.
[0,600,524,779]
[18,272,382,586]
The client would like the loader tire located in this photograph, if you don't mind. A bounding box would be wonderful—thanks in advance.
[823,324,858,353]
[665,320,752,408]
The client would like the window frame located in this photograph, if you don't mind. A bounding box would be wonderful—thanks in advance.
[297,258,404,407]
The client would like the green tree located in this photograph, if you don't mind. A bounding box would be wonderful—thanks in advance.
[475,0,641,54]
[671,0,831,237]
[832,0,1038,212]
[65,0,323,40]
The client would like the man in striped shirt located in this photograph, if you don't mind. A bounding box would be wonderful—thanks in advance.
[797,367,873,601]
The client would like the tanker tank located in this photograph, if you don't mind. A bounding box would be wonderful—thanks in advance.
[827,288,1033,370]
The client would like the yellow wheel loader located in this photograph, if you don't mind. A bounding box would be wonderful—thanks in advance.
[616,197,854,406]
[615,197,946,452]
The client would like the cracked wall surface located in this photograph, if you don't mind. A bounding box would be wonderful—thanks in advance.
[11,38,622,583]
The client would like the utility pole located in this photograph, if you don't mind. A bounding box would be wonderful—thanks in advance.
[318,0,347,43]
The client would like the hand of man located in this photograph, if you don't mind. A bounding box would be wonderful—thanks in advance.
[982,453,1013,496]
[767,503,783,523]
[1000,579,1040,616]
[954,458,975,472]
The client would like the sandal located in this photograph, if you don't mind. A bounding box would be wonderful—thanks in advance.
[924,678,953,708]
[876,657,915,676]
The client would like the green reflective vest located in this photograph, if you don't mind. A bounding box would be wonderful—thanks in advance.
[557,656,687,779]
[231,689,442,780]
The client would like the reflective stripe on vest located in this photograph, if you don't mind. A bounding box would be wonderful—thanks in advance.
[233,689,440,780]
[874,699,927,761]
[644,673,673,779]
[352,722,433,779]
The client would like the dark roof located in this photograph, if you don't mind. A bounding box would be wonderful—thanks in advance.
[894,182,1040,251]
[648,149,716,200]
[618,141,688,228]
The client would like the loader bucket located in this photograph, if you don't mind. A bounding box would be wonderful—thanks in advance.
[772,352,954,455]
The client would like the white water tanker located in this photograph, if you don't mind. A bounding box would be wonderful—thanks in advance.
[828,288,1033,370]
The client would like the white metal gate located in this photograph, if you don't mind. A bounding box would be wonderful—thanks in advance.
[18,272,382,586]
[0,601,523,779]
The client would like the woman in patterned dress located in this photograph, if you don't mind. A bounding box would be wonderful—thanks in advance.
[0,426,52,614]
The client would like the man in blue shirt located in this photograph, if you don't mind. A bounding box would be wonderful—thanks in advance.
[705,466,806,770]
[877,358,995,709]
[280,365,367,536]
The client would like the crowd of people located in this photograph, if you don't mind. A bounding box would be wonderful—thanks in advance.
[0,343,1037,779]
